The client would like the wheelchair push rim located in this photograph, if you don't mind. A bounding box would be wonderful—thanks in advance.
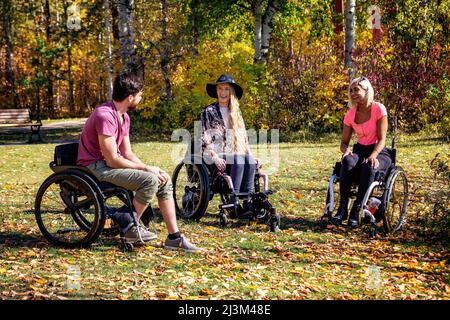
[382,167,409,233]
[66,169,120,237]
[34,172,106,248]
[172,161,209,220]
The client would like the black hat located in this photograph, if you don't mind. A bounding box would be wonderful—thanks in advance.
[206,74,243,99]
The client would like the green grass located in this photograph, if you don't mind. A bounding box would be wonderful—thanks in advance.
[0,132,449,300]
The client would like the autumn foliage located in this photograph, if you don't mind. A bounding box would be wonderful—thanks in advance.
[0,0,448,137]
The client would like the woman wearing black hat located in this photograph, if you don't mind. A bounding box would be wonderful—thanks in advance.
[200,74,260,215]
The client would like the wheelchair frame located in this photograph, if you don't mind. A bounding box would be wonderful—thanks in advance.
[320,144,409,237]
[172,155,280,232]
[34,142,155,251]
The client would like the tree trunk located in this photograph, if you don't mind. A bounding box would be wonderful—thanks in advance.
[160,0,172,101]
[2,0,18,108]
[63,0,75,114]
[117,0,143,78]
[44,0,54,114]
[333,0,344,59]
[260,0,279,64]
[253,0,263,63]
[345,0,356,73]
[104,0,113,100]
[189,0,200,56]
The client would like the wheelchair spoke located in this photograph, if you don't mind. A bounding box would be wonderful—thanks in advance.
[384,168,409,233]
[173,162,209,219]
[35,172,104,248]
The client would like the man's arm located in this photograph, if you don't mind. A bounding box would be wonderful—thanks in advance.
[99,134,168,184]
[119,135,144,165]
[99,134,147,170]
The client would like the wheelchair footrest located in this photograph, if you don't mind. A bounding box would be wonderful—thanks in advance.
[219,203,235,209]
[234,192,251,197]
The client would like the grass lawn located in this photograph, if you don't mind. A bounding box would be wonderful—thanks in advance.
[0,132,448,300]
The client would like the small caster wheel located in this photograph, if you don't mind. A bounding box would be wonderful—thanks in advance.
[219,211,228,227]
[121,242,134,252]
[268,212,281,232]
[369,227,377,238]
[319,217,328,229]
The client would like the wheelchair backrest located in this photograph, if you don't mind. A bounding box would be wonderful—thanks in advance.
[386,148,396,165]
[54,142,79,166]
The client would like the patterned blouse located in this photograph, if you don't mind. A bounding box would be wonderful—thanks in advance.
[200,102,247,155]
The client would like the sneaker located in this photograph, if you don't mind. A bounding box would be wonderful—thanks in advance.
[124,225,157,243]
[164,235,202,253]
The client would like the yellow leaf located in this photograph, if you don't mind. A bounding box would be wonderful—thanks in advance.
[294,193,304,199]
[0,268,7,274]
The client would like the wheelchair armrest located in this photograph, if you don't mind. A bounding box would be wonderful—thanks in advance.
[333,162,342,176]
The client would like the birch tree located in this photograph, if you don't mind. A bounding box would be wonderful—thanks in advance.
[117,0,143,78]
[63,0,75,114]
[104,0,113,100]
[259,0,279,64]
[345,0,356,74]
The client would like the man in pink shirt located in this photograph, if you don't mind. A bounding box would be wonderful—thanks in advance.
[78,72,201,252]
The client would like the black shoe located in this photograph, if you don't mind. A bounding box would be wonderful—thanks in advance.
[237,199,254,219]
[331,201,348,225]
[348,202,361,228]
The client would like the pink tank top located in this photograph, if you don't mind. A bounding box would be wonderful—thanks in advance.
[343,102,387,145]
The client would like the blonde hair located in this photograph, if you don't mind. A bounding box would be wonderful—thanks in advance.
[348,77,374,109]
[227,87,248,154]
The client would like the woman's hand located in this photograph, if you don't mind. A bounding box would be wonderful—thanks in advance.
[364,154,379,169]
[254,157,262,169]
[341,149,353,160]
[213,155,227,172]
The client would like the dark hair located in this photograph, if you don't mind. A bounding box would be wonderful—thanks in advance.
[112,72,144,101]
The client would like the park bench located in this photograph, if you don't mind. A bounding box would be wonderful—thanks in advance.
[0,108,42,142]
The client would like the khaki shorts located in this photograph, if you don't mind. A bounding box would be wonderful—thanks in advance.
[86,160,173,205]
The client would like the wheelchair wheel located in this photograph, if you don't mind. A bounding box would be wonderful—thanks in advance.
[382,166,409,233]
[322,172,352,227]
[324,174,339,218]
[35,172,106,248]
[66,169,120,237]
[268,209,281,232]
[172,161,209,220]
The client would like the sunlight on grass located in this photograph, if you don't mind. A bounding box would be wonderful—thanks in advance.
[0,133,448,300]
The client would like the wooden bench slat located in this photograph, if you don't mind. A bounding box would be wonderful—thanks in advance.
[0,108,42,142]
[0,115,30,118]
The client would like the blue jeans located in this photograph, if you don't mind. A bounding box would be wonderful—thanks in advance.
[223,154,256,193]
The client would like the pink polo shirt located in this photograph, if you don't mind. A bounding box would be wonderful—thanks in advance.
[77,101,130,166]
[343,102,387,145]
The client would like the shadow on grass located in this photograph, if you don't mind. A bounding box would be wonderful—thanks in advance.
[0,128,82,145]
[0,231,47,248]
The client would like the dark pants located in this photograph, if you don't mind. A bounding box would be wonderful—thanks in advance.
[339,143,392,204]
[224,154,256,193]
[105,205,135,233]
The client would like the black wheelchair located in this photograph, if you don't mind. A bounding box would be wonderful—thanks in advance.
[34,142,154,251]
[171,145,280,232]
[319,145,409,238]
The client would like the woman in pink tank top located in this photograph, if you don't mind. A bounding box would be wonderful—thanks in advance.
[331,77,393,228]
